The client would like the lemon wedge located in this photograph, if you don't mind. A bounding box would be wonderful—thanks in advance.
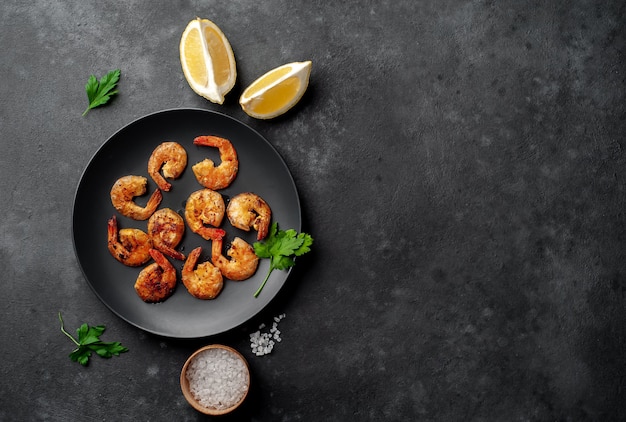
[179,18,237,104]
[239,61,312,119]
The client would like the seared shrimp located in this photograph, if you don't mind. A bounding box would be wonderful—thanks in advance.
[147,208,186,260]
[147,141,187,191]
[184,189,226,241]
[110,175,162,220]
[134,249,177,303]
[182,247,223,299]
[226,192,272,240]
[192,135,238,190]
[211,237,259,281]
[107,215,152,266]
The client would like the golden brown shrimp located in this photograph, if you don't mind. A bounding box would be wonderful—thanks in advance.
[211,237,259,281]
[110,175,162,220]
[182,247,223,299]
[147,141,187,191]
[134,249,177,303]
[226,192,272,240]
[184,189,226,241]
[192,135,238,190]
[107,215,152,267]
[147,208,186,260]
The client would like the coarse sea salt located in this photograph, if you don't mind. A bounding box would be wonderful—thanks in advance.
[250,313,286,356]
[186,348,249,410]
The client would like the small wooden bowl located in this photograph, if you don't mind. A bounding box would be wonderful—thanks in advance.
[180,344,250,415]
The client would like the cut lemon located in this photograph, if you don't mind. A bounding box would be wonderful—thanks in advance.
[239,61,312,119]
[179,18,237,104]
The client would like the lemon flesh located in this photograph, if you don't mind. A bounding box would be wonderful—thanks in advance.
[240,61,312,119]
[203,26,233,87]
[181,28,208,87]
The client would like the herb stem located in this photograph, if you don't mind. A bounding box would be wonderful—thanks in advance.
[254,271,272,298]
[58,312,80,346]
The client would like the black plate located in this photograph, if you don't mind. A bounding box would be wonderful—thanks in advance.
[72,108,301,338]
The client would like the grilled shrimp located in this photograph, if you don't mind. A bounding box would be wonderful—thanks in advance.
[184,189,226,241]
[110,175,162,220]
[211,237,259,281]
[226,192,272,240]
[192,135,238,190]
[182,247,223,299]
[134,249,177,303]
[147,208,186,260]
[107,215,152,266]
[147,141,187,191]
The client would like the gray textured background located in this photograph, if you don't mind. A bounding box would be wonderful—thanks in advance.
[1,1,625,421]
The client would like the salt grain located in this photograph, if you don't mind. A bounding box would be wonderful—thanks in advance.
[250,313,286,356]
[185,348,249,410]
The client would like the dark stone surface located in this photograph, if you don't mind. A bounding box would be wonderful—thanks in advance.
[1,1,624,420]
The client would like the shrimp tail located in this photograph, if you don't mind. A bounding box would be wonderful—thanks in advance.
[183,247,202,274]
[256,218,270,240]
[211,237,223,262]
[107,215,118,242]
[147,188,164,210]
[199,227,226,241]
[152,173,171,192]
[107,215,126,260]
[149,248,170,266]
[156,245,186,261]
[193,135,229,147]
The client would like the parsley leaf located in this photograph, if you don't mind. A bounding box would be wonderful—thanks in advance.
[82,69,121,116]
[59,312,128,366]
[252,223,313,297]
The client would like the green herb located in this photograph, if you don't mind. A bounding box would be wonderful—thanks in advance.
[253,222,313,297]
[82,69,121,116]
[58,312,128,366]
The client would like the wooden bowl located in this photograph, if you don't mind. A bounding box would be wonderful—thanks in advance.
[180,344,250,415]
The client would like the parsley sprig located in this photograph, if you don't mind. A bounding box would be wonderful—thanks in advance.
[253,223,313,297]
[82,69,121,116]
[58,312,128,366]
